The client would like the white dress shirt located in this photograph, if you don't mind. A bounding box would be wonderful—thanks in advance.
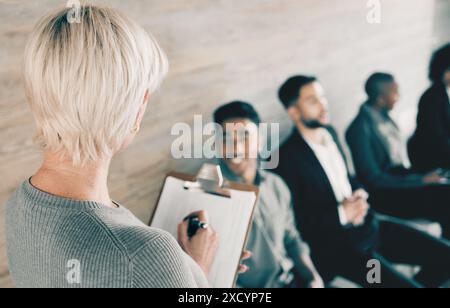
[305,129,353,225]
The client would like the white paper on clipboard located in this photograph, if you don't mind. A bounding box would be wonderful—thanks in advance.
[150,175,258,288]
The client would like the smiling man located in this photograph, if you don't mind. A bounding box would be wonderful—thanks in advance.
[213,101,324,288]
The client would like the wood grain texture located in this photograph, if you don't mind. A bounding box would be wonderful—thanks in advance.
[0,0,448,287]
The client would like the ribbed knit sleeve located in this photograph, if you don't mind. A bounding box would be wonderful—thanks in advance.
[131,231,210,288]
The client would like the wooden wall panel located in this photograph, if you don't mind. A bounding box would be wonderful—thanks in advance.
[0,0,448,287]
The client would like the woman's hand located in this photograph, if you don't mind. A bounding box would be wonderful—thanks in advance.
[178,210,220,276]
[178,211,252,276]
[238,250,252,274]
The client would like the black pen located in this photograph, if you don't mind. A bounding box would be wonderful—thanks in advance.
[184,215,209,238]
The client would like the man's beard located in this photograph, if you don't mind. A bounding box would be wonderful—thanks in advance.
[301,117,326,129]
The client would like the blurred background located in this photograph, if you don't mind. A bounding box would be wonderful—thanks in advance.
[0,0,449,288]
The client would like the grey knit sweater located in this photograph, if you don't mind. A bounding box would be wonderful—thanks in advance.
[5,180,209,288]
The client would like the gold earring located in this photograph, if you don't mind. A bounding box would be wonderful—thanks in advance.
[131,125,140,133]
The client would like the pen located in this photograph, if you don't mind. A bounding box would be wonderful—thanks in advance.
[184,215,209,238]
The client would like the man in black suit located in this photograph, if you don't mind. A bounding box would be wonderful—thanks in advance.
[274,75,450,288]
[346,73,450,238]
[409,43,450,172]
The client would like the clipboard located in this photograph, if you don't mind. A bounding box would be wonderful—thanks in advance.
[149,164,259,288]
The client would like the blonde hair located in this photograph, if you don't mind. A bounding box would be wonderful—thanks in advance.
[23,5,168,165]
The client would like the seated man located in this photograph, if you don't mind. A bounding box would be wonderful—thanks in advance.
[275,75,450,288]
[346,72,450,238]
[213,101,324,288]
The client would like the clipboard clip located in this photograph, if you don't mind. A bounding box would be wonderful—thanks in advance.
[184,164,231,198]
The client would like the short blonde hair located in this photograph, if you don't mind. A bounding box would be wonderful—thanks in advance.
[23,5,168,165]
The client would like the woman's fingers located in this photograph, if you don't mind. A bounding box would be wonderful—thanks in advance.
[237,250,252,274]
[177,221,189,246]
[241,250,252,261]
[238,264,249,274]
[180,215,252,276]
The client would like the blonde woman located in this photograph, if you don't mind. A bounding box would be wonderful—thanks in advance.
[6,5,248,288]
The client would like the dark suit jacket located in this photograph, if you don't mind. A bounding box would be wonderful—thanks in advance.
[409,84,450,172]
[274,127,379,278]
[346,105,424,190]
